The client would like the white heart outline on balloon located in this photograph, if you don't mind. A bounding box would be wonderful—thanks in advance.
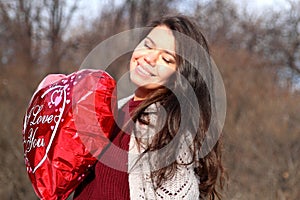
[30,84,67,173]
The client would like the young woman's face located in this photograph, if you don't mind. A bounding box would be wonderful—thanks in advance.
[130,25,177,100]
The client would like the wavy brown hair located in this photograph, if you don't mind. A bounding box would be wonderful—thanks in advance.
[130,15,226,199]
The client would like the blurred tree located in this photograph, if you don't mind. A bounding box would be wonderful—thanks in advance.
[261,0,300,89]
[0,0,38,69]
[99,0,176,32]
[193,0,239,45]
[0,0,79,74]
[44,0,78,73]
[193,0,300,90]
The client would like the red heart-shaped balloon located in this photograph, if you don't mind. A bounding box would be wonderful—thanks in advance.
[23,69,117,200]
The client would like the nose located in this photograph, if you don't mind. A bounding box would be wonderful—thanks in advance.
[144,51,159,66]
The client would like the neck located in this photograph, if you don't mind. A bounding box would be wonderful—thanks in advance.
[134,87,153,101]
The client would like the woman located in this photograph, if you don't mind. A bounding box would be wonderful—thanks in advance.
[74,15,226,200]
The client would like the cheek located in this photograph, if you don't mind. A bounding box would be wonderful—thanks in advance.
[129,54,137,71]
[158,67,176,82]
[130,50,143,69]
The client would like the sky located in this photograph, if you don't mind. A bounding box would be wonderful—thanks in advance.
[75,0,289,21]
[67,0,289,37]
[233,0,289,13]
[236,0,286,8]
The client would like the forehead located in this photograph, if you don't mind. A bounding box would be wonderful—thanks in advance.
[147,25,175,51]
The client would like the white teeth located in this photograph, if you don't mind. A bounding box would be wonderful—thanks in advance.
[137,65,152,76]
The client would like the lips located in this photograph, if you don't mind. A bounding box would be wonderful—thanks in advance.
[135,64,155,77]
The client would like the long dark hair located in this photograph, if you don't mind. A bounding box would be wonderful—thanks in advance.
[130,15,226,200]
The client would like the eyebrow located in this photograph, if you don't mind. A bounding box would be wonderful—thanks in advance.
[146,36,176,58]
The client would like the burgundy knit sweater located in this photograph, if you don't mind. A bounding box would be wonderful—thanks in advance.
[73,98,142,200]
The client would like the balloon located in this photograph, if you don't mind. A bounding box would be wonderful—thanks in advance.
[23,69,116,200]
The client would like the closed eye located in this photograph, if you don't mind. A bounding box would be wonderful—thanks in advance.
[162,55,175,64]
[163,57,171,64]
[144,39,153,49]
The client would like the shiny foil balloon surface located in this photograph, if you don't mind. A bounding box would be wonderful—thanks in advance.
[23,69,117,200]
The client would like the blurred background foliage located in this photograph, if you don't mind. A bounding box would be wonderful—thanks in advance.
[0,0,299,199]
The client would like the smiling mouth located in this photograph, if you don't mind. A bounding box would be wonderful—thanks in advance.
[136,65,155,77]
